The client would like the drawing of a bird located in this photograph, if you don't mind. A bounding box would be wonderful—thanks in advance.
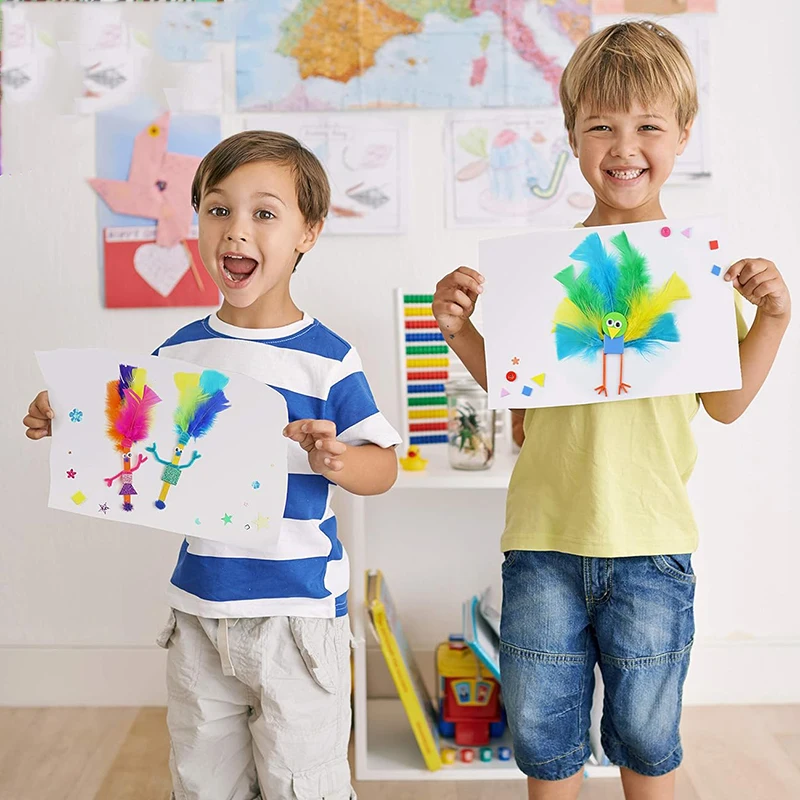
[553,231,691,397]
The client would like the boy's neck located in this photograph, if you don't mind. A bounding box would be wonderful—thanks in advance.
[583,198,667,227]
[216,292,303,330]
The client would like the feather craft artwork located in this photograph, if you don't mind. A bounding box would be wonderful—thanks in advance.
[553,231,691,396]
[147,370,231,510]
[103,365,161,511]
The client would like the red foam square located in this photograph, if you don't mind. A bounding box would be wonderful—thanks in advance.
[709,240,719,250]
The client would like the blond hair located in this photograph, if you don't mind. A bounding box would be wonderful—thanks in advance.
[559,21,698,134]
[191,131,330,266]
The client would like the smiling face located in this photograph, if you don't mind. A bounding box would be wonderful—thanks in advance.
[570,97,692,224]
[197,161,323,317]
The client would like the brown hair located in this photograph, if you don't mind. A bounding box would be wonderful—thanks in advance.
[191,130,330,266]
[559,21,698,135]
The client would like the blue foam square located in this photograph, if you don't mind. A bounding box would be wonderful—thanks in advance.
[521,385,533,397]
[711,265,721,276]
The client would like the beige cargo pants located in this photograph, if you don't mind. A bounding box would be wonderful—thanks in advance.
[157,609,356,799]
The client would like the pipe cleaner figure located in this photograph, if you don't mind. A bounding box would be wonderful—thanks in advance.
[147,369,230,510]
[553,231,691,397]
[104,365,161,511]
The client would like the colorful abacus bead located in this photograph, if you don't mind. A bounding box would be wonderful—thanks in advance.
[460,748,475,763]
[497,746,512,761]
[479,747,492,762]
[441,747,457,765]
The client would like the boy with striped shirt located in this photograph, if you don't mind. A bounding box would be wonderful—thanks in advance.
[24,131,400,800]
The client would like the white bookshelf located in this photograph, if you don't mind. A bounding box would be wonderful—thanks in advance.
[344,445,619,782]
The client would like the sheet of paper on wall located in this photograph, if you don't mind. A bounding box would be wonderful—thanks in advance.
[235,0,589,112]
[245,114,409,235]
[103,226,220,308]
[592,14,711,181]
[76,5,152,115]
[36,349,288,549]
[445,110,594,229]
[92,102,221,308]
[480,217,741,410]
[0,5,58,105]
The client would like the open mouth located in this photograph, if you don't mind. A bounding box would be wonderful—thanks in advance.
[605,168,647,181]
[220,253,259,287]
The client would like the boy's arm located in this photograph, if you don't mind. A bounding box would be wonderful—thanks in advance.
[700,258,790,424]
[433,267,488,389]
[446,319,488,391]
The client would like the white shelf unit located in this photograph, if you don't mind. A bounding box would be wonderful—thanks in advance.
[345,447,619,782]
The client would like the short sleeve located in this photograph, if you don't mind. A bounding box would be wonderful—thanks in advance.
[326,348,402,449]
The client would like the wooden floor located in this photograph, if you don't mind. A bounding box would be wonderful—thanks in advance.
[0,706,799,799]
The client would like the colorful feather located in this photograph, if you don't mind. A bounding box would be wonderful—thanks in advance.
[611,232,650,316]
[117,365,135,399]
[625,273,691,341]
[626,313,680,357]
[569,233,619,316]
[174,370,231,445]
[554,266,606,326]
[105,379,125,448]
[173,373,203,434]
[115,386,161,449]
[554,322,604,361]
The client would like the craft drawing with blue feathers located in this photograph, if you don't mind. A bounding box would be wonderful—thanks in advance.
[147,370,231,510]
[553,231,691,397]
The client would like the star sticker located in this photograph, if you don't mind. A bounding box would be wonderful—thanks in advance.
[254,514,270,531]
[98,503,109,514]
[511,357,520,365]
[66,469,77,479]
[221,513,233,525]
[88,112,202,248]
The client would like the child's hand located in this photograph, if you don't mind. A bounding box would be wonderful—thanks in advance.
[726,259,791,319]
[23,391,53,440]
[283,420,347,475]
[433,267,484,339]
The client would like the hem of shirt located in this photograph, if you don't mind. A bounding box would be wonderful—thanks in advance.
[165,584,342,619]
[499,532,699,558]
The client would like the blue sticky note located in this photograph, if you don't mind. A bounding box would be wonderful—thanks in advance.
[711,265,721,276]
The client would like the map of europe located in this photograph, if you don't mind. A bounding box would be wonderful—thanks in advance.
[236,0,591,111]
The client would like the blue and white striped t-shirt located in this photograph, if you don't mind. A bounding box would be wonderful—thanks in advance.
[153,312,401,619]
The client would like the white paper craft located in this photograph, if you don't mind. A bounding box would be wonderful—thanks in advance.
[445,110,594,229]
[245,114,409,235]
[36,349,289,548]
[480,217,741,409]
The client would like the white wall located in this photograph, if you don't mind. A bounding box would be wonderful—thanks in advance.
[1,0,798,705]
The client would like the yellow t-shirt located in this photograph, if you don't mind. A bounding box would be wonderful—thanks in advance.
[501,235,749,558]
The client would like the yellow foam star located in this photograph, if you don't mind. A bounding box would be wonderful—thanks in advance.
[254,514,270,530]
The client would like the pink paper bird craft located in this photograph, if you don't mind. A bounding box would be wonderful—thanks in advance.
[88,113,201,249]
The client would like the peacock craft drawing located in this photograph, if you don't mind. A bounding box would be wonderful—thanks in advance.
[147,370,231,510]
[553,231,691,397]
[104,365,161,511]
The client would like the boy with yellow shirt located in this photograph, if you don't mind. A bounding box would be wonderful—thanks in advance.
[433,22,790,800]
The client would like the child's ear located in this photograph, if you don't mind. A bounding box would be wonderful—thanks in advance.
[676,119,694,156]
[297,219,324,254]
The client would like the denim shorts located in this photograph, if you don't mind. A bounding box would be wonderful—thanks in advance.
[499,550,695,781]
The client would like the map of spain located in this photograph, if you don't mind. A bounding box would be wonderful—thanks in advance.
[236,0,591,111]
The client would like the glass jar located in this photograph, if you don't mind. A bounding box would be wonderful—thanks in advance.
[445,377,496,470]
